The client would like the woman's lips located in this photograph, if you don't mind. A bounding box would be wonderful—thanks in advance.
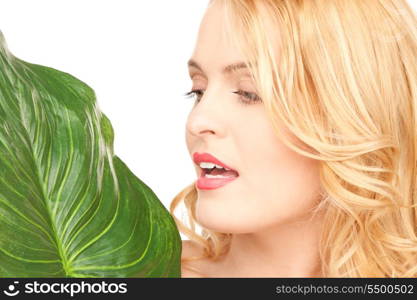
[193,152,239,190]
[196,174,238,190]
[192,152,239,173]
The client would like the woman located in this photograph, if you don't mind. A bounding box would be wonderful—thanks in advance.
[170,0,417,277]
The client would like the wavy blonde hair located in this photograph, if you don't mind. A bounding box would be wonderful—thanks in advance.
[170,0,417,277]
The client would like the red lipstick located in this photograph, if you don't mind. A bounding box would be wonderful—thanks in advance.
[193,152,239,190]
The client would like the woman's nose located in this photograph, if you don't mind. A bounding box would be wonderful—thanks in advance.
[186,90,225,138]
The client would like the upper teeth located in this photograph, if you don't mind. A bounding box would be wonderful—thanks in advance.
[199,162,230,170]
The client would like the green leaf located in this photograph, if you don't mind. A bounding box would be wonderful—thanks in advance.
[0,31,181,277]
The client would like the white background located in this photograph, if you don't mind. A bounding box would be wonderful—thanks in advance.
[0,0,416,217]
[0,0,208,218]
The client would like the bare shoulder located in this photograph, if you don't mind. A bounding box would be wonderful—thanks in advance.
[181,240,207,278]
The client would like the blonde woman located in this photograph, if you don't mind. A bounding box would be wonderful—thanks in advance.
[170,0,417,277]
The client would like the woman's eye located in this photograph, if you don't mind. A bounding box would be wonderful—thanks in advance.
[183,89,204,103]
[232,90,262,105]
[183,89,262,105]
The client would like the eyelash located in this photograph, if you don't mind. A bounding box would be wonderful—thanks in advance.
[183,89,262,105]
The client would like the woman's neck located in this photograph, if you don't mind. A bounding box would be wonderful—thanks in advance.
[208,214,324,277]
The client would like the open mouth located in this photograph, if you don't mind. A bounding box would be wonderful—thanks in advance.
[193,152,239,180]
[200,164,239,178]
[193,153,240,190]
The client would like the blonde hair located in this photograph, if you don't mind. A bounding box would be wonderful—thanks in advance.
[170,0,417,277]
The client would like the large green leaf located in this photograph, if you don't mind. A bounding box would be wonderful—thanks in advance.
[0,31,181,277]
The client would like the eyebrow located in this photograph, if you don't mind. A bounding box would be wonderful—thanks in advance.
[187,59,249,74]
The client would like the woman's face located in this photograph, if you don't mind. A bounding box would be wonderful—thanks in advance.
[185,0,322,233]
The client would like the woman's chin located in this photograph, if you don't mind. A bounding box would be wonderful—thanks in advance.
[195,210,259,234]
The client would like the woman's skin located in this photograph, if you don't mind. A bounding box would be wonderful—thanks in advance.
[182,0,324,277]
